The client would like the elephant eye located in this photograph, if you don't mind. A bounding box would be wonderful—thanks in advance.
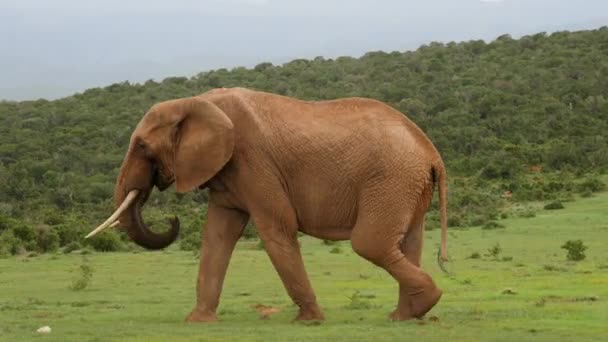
[136,141,152,156]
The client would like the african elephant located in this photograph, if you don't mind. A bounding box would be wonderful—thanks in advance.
[87,87,449,322]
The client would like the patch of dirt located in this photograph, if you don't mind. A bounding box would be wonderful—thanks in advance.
[31,311,63,319]
[252,304,281,319]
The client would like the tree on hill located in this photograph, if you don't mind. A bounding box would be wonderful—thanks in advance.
[1,27,607,253]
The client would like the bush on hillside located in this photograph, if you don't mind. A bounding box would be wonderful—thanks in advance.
[544,201,565,210]
[85,231,125,252]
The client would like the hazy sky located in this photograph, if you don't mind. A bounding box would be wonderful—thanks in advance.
[1,0,607,100]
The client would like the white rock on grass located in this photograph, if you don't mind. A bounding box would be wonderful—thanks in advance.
[36,326,51,334]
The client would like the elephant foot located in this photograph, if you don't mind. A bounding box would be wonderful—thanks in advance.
[389,308,417,321]
[295,304,325,321]
[185,308,218,323]
[390,285,442,321]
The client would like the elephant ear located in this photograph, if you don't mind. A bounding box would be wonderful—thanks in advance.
[174,97,235,193]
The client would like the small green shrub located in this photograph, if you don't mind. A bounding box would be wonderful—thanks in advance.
[447,214,463,228]
[479,151,523,180]
[14,245,27,256]
[70,257,93,291]
[55,223,84,246]
[0,215,14,232]
[468,252,481,259]
[576,177,606,194]
[502,288,518,295]
[12,223,36,242]
[470,216,487,227]
[442,182,502,227]
[345,291,376,310]
[544,201,564,210]
[514,206,537,218]
[424,212,440,231]
[242,222,258,239]
[42,210,64,226]
[63,241,82,254]
[543,264,568,272]
[330,246,342,254]
[424,221,438,231]
[0,245,11,258]
[180,232,200,251]
[486,243,502,260]
[36,227,59,253]
[521,211,537,218]
[256,239,265,250]
[482,221,505,230]
[561,240,587,261]
[0,230,24,255]
[86,231,125,252]
[191,249,200,259]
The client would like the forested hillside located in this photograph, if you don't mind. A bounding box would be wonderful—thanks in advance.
[1,28,607,254]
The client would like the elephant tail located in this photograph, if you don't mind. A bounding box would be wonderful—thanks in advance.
[432,161,449,273]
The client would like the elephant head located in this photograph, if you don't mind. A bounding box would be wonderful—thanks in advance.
[86,97,235,249]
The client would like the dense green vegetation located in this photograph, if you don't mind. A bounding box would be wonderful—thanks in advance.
[0,192,607,341]
[1,27,607,254]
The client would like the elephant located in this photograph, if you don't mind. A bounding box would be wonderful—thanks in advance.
[87,87,449,322]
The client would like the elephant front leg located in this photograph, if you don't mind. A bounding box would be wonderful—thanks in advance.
[186,202,248,323]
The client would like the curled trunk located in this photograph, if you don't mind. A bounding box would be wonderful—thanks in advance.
[113,148,180,249]
[118,188,180,250]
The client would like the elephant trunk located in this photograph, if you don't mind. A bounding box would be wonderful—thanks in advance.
[119,187,180,250]
[106,152,180,250]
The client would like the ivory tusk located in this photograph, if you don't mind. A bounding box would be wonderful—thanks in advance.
[85,190,139,239]
[109,221,120,228]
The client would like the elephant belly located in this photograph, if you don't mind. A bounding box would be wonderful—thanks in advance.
[291,183,358,241]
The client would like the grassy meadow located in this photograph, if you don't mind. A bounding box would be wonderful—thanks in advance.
[1,193,607,341]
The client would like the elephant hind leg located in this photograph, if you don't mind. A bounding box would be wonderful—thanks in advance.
[350,189,440,320]
[390,210,431,320]
[401,212,425,267]
[401,182,434,267]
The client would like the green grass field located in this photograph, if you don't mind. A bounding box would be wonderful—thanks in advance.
[1,193,607,341]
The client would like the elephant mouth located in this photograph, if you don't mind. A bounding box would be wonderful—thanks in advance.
[155,177,174,191]
[153,165,175,191]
